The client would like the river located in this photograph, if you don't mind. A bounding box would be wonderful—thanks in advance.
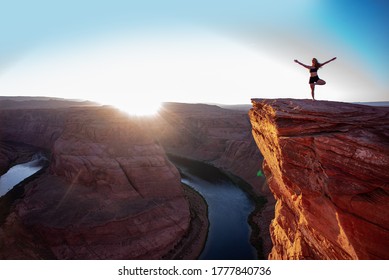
[0,153,258,259]
[168,155,257,260]
[0,154,48,198]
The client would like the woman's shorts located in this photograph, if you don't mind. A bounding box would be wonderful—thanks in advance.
[309,76,320,84]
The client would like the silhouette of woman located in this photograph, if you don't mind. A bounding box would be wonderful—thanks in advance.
[294,57,336,100]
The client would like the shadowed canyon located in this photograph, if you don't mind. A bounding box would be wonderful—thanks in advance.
[0,98,269,259]
[1,97,388,259]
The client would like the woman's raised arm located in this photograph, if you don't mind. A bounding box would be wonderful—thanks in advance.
[294,59,310,69]
[321,57,337,66]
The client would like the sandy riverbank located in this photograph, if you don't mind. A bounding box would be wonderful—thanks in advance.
[162,184,209,260]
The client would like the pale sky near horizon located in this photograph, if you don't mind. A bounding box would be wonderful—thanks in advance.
[0,0,388,113]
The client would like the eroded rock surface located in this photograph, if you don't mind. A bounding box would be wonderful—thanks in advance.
[249,99,389,259]
[0,107,189,259]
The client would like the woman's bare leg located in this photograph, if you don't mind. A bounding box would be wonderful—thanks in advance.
[316,79,326,85]
[310,83,315,100]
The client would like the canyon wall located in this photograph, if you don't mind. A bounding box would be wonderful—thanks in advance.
[249,99,389,259]
[155,103,267,195]
[0,106,189,259]
[0,100,274,259]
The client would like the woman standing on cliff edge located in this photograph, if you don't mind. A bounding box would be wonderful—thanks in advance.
[294,57,337,100]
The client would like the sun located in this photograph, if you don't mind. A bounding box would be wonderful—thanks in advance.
[96,96,161,116]
[113,99,161,116]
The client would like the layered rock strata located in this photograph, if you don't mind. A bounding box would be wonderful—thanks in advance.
[0,107,189,259]
[249,99,389,259]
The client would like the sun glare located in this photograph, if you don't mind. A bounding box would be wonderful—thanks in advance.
[97,96,161,116]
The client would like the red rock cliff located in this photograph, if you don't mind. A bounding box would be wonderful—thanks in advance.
[249,99,389,259]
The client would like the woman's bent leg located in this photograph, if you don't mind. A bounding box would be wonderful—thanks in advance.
[316,79,326,85]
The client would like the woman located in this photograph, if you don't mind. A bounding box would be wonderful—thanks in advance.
[294,57,336,100]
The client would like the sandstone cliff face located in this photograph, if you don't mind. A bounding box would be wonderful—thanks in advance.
[0,107,189,259]
[249,99,389,259]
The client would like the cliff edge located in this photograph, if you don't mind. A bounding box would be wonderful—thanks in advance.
[249,99,389,259]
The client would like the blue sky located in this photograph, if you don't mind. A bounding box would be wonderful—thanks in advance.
[0,0,388,109]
